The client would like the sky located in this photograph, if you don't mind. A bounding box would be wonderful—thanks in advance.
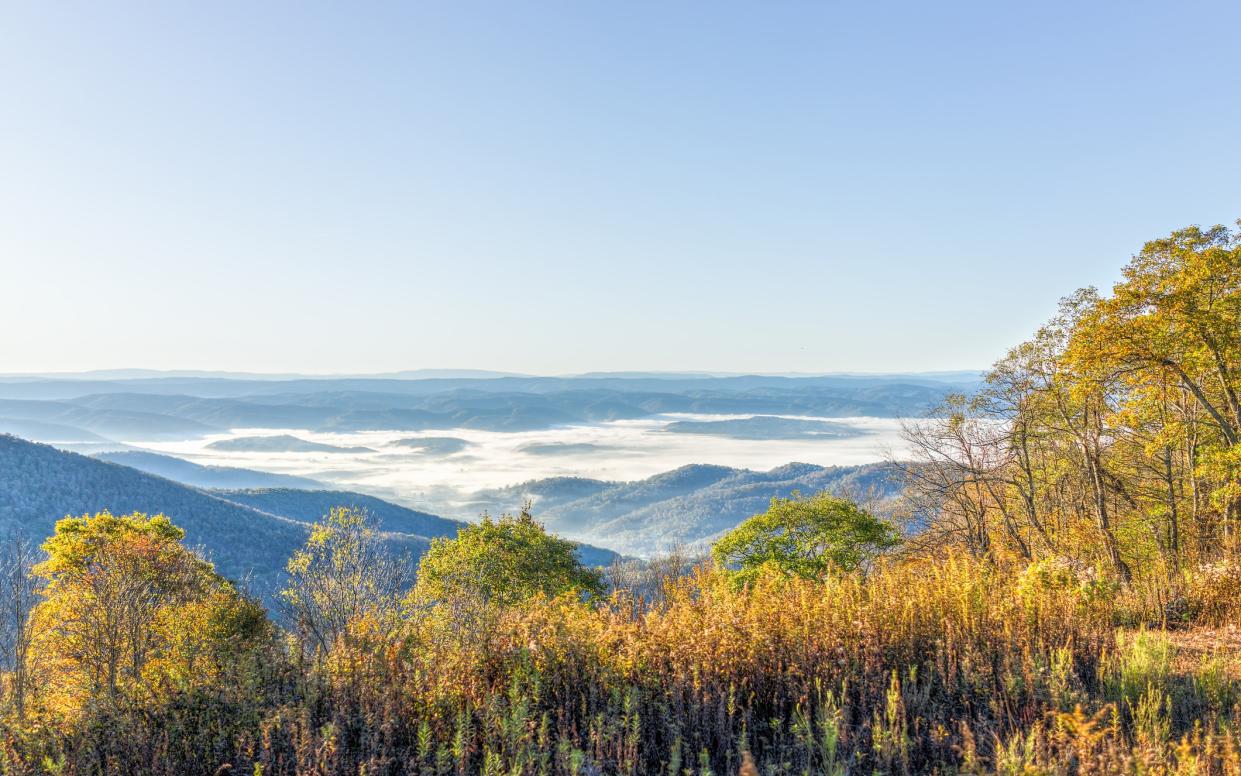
[2,1,1239,376]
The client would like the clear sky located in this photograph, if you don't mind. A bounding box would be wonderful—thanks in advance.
[2,1,1239,376]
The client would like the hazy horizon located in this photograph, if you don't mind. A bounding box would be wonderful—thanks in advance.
[0,367,985,380]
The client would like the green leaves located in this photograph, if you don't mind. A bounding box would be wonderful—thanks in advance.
[712,492,899,585]
[412,507,604,610]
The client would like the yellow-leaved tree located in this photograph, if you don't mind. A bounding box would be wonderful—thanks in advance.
[28,511,270,719]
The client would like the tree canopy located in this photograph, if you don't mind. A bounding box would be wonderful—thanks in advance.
[899,219,1241,580]
[30,511,269,718]
[712,492,899,584]
[411,507,604,609]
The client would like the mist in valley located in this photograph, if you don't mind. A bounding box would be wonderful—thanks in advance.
[136,413,911,520]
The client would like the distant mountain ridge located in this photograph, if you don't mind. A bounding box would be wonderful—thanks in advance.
[206,435,376,453]
[0,397,216,440]
[0,378,964,440]
[662,415,867,440]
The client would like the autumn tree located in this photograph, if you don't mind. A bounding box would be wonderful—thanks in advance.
[897,395,1017,560]
[1069,221,1241,545]
[29,511,269,717]
[281,506,411,656]
[900,219,1239,585]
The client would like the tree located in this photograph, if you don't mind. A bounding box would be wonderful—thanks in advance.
[605,543,700,613]
[0,529,39,720]
[29,511,269,716]
[411,507,604,611]
[1072,221,1241,448]
[890,220,1239,584]
[896,394,1018,560]
[712,492,899,584]
[281,507,411,656]
[1068,221,1241,542]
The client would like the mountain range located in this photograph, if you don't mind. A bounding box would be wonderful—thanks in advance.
[0,373,974,445]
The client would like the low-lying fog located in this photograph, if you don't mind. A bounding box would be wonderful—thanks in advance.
[139,413,912,517]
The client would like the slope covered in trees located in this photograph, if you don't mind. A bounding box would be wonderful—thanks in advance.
[0,437,447,594]
[0,436,619,595]
[214,487,461,538]
[0,435,317,591]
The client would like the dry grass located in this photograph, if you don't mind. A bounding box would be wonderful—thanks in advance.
[7,552,1241,775]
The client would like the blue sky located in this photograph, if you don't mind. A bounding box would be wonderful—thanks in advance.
[2,1,1238,375]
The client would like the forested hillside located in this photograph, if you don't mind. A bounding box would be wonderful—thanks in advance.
[0,435,316,591]
[0,437,443,594]
[213,487,460,538]
[216,487,619,566]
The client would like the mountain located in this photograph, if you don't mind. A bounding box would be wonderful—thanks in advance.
[0,434,320,593]
[211,488,618,567]
[95,451,326,490]
[466,462,901,557]
[0,417,110,444]
[11,384,944,436]
[1,368,527,381]
[0,374,966,438]
[517,442,618,456]
[389,436,471,454]
[0,398,217,439]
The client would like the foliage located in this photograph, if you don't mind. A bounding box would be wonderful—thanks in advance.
[411,507,605,611]
[898,219,1241,591]
[1,519,1241,773]
[27,512,272,721]
[712,492,899,583]
[282,506,410,655]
